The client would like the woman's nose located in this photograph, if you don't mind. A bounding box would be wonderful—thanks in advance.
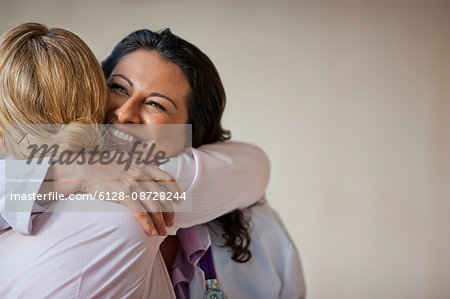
[114,99,142,124]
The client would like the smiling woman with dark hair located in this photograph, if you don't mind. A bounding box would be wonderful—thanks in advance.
[101,28,252,265]
[101,28,306,298]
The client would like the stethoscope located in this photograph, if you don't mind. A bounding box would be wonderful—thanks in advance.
[198,247,226,299]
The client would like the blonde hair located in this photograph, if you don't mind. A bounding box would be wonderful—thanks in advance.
[0,23,107,158]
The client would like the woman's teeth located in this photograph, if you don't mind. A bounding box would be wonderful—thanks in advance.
[110,127,135,142]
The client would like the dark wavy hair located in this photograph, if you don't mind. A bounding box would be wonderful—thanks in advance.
[102,29,252,263]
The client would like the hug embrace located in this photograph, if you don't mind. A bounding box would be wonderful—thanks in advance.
[0,23,305,298]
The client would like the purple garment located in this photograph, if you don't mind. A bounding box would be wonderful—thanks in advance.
[171,225,210,299]
[31,201,46,214]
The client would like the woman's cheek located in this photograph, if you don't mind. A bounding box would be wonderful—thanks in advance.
[140,111,187,156]
[106,95,122,116]
[140,111,171,125]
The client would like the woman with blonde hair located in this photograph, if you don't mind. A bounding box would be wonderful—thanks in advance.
[0,23,270,298]
[0,23,106,156]
[0,22,177,297]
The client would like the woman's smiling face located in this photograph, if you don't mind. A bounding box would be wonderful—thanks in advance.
[106,49,190,125]
[105,49,191,152]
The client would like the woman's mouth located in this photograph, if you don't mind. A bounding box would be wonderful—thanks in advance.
[109,126,136,143]
[108,125,148,148]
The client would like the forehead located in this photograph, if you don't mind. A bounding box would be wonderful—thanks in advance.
[112,49,191,96]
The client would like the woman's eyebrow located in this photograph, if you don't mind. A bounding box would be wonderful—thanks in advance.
[110,74,133,87]
[149,92,177,109]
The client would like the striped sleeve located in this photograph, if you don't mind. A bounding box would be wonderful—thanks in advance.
[171,141,270,231]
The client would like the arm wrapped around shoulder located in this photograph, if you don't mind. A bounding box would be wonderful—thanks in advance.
[173,140,270,228]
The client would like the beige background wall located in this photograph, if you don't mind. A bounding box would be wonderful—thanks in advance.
[1,1,449,298]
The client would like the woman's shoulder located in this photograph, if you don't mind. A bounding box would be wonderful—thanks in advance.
[209,200,297,257]
[249,201,297,249]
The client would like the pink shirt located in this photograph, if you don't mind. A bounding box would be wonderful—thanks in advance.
[0,141,270,298]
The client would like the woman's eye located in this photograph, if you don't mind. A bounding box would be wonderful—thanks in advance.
[146,101,167,111]
[108,83,129,96]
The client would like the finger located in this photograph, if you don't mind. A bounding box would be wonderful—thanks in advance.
[147,166,183,206]
[133,180,167,235]
[159,195,174,226]
[151,182,175,222]
[163,211,174,227]
[134,211,157,236]
[146,166,181,195]
[121,197,157,236]
[139,177,175,214]
[149,211,166,236]
[145,199,167,236]
[138,179,174,224]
